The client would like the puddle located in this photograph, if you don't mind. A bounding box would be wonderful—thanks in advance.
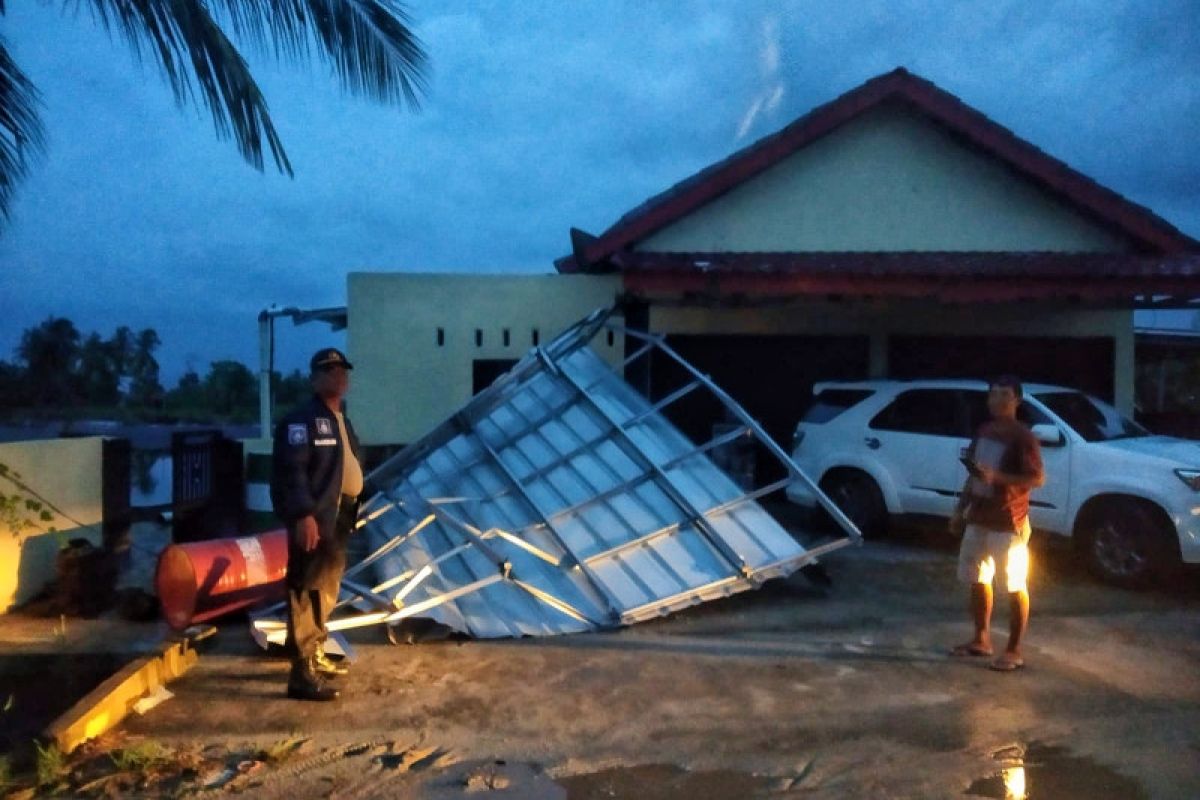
[966,742,1147,799]
[0,653,128,766]
[557,764,777,799]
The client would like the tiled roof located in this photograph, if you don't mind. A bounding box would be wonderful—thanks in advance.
[557,68,1198,272]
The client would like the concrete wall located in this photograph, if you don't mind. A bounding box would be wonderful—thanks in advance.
[650,301,1135,412]
[637,104,1131,253]
[0,437,105,612]
[347,273,623,446]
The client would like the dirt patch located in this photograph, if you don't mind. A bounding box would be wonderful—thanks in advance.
[557,763,779,799]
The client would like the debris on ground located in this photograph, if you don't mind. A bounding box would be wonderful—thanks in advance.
[252,308,860,648]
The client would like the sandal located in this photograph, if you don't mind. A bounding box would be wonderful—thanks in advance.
[950,643,993,657]
[989,654,1025,672]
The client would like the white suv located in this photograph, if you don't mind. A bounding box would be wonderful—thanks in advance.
[786,379,1200,588]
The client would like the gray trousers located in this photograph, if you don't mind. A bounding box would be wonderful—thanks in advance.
[285,497,356,660]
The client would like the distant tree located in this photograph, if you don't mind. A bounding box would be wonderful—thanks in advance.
[127,328,163,407]
[165,369,206,415]
[204,360,257,416]
[76,332,121,405]
[0,360,25,407]
[0,0,427,225]
[273,368,310,411]
[108,326,136,374]
[18,316,80,405]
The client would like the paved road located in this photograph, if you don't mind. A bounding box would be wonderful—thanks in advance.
[104,513,1200,799]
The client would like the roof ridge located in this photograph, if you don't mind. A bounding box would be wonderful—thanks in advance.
[557,68,1197,272]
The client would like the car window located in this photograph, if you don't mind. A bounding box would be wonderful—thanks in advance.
[869,389,966,437]
[802,389,875,424]
[1033,391,1148,442]
[963,390,1053,433]
[1018,402,1052,428]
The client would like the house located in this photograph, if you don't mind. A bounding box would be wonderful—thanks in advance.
[348,68,1200,455]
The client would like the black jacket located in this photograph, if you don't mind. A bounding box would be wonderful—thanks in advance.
[271,395,363,528]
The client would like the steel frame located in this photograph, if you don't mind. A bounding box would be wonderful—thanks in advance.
[251,307,861,646]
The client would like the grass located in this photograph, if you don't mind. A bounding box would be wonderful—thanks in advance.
[260,735,309,763]
[35,741,67,788]
[0,754,12,790]
[109,740,173,773]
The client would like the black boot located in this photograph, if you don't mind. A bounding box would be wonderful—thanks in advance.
[287,656,339,701]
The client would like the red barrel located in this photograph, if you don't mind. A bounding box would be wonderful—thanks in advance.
[155,529,290,630]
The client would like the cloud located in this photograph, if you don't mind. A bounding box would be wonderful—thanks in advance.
[0,0,1197,385]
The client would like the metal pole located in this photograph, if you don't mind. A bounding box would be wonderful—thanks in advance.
[257,310,272,440]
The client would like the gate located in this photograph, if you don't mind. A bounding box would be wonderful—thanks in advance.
[171,430,245,542]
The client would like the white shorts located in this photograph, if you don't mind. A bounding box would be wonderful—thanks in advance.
[957,520,1031,593]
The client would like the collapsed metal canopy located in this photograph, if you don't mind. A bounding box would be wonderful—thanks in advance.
[252,308,860,646]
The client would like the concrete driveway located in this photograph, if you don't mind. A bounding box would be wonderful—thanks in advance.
[108,510,1200,799]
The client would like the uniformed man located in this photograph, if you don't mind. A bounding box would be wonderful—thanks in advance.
[271,347,365,701]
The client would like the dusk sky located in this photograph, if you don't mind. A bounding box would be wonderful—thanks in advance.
[1,0,1198,385]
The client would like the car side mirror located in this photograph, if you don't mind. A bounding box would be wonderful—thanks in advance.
[1031,424,1065,447]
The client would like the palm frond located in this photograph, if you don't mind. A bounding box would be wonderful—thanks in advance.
[0,39,47,224]
[82,0,426,176]
[85,0,293,175]
[301,0,428,106]
[206,0,428,107]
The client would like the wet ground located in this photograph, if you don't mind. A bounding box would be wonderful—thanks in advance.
[3,507,1199,798]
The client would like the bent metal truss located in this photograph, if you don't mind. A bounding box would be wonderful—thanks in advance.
[252,308,861,645]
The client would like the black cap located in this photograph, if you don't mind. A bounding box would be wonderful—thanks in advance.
[310,347,354,372]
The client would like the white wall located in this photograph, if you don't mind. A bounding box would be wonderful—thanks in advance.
[347,273,622,445]
[638,104,1131,253]
[0,437,105,612]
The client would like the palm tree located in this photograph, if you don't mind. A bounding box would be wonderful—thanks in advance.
[0,0,427,225]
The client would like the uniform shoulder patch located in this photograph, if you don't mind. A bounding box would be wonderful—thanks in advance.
[287,423,307,445]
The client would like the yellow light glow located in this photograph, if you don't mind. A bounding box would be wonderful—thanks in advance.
[1003,766,1026,800]
[83,710,111,741]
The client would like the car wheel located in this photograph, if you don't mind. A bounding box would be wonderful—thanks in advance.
[820,472,887,539]
[1078,501,1174,589]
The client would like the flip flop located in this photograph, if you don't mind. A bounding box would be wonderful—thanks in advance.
[950,643,993,658]
[989,655,1025,672]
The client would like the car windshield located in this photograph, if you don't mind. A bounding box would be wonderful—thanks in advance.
[1034,391,1148,443]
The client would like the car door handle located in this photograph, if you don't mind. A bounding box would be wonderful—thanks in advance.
[865,437,881,450]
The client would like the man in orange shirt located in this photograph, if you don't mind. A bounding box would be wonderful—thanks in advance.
[950,375,1045,672]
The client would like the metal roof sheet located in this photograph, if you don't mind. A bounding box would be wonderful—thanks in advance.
[252,308,859,646]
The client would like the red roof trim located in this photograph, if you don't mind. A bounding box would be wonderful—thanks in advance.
[614,251,1200,303]
[623,272,1200,304]
[610,250,1200,278]
[558,68,1198,272]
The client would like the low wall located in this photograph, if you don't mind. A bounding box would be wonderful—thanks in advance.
[242,437,282,533]
[0,438,105,612]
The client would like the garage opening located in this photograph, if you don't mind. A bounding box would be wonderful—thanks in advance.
[1135,334,1200,438]
[650,335,870,484]
[888,336,1115,402]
